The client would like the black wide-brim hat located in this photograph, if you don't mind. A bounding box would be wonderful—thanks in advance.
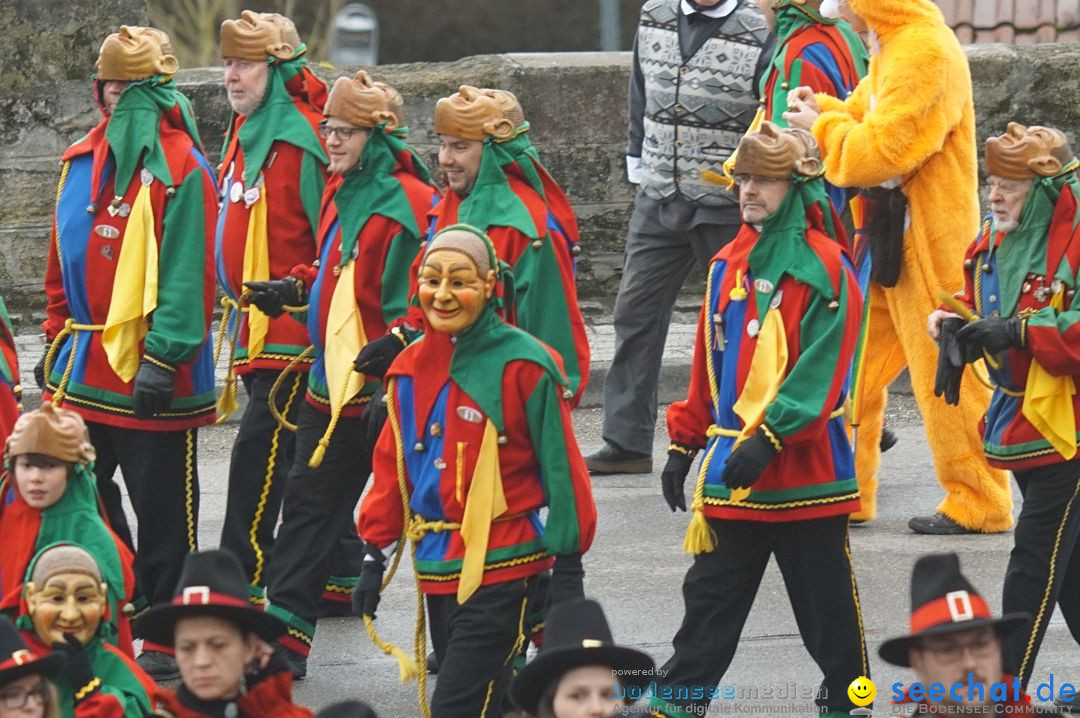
[134,550,285,646]
[0,615,65,686]
[878,553,1030,667]
[511,598,656,714]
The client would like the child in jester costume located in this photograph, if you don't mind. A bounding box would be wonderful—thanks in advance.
[0,404,136,656]
[354,225,596,718]
[930,123,1080,700]
[244,70,439,678]
[0,296,19,445]
[213,10,333,609]
[39,25,218,679]
[427,86,590,407]
[17,544,156,718]
[654,123,866,718]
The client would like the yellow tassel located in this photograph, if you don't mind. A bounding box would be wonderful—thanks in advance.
[308,438,329,468]
[363,615,419,683]
[216,376,238,420]
[682,509,716,554]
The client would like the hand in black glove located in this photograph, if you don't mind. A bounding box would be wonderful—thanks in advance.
[34,349,49,390]
[243,278,306,319]
[934,317,965,406]
[51,633,97,700]
[352,544,388,618]
[133,358,174,419]
[354,330,409,378]
[366,392,388,445]
[720,428,779,490]
[955,316,1024,354]
[661,446,696,512]
[545,553,584,614]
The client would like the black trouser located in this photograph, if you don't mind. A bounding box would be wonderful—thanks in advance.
[657,516,867,715]
[1002,458,1080,686]
[220,370,304,597]
[427,576,538,718]
[89,422,200,606]
[265,401,371,653]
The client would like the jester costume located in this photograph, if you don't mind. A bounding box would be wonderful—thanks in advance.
[652,124,866,718]
[811,0,1011,530]
[358,226,596,718]
[262,74,439,663]
[429,86,589,407]
[41,30,217,614]
[214,11,329,605]
[0,296,19,444]
[18,545,156,718]
[942,124,1080,688]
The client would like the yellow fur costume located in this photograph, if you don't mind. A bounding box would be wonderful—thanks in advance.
[811,0,1012,530]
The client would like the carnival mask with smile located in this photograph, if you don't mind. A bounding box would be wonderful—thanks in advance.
[96,25,179,81]
[26,572,107,647]
[417,228,497,336]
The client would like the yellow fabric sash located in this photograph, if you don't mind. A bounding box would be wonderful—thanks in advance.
[1021,290,1077,460]
[457,419,508,605]
[241,184,270,359]
[102,181,158,383]
[710,106,766,190]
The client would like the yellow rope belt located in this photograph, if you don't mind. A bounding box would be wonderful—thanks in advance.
[44,319,106,406]
[704,406,845,439]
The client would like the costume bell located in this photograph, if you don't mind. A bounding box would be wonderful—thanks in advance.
[653,123,867,718]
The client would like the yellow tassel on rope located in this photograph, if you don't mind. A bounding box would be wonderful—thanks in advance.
[683,509,716,554]
[363,615,419,683]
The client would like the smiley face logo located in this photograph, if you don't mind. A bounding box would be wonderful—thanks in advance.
[847,675,876,707]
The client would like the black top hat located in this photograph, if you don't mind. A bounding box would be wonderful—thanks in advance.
[0,615,65,687]
[510,598,656,714]
[314,700,380,718]
[879,553,1030,667]
[133,550,286,646]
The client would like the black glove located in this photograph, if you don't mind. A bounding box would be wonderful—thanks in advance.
[545,553,584,614]
[133,357,174,419]
[955,316,1024,354]
[51,633,96,701]
[352,544,387,618]
[661,446,696,512]
[34,349,49,390]
[366,391,388,445]
[934,317,965,406]
[720,428,779,490]
[354,330,409,378]
[243,278,306,319]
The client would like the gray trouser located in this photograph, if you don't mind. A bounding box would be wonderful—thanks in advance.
[601,194,739,455]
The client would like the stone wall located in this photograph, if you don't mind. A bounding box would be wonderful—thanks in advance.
[5,43,1080,325]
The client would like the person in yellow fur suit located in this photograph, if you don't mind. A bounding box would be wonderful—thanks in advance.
[784,0,1012,533]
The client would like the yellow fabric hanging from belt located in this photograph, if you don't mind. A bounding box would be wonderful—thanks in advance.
[457,419,508,605]
[702,106,765,191]
[1021,290,1077,460]
[309,259,366,467]
[102,180,158,383]
[242,184,270,360]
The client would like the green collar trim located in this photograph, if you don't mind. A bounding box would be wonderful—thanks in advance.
[455,137,539,239]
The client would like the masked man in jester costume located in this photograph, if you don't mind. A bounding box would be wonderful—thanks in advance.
[355,226,597,718]
[426,86,589,407]
[213,10,330,609]
[17,544,156,717]
[654,123,866,718]
[244,71,439,679]
[0,404,136,656]
[38,26,218,679]
[0,296,19,446]
[929,124,1080,706]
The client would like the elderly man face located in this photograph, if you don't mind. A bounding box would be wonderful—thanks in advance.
[736,174,791,225]
[223,58,269,116]
[987,175,1033,234]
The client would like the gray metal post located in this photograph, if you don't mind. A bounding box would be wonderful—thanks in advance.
[600,0,621,50]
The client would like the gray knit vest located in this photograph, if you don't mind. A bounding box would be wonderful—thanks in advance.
[638,0,769,206]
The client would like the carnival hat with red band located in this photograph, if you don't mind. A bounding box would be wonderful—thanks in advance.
[878,553,1029,667]
[134,550,285,646]
[0,615,64,686]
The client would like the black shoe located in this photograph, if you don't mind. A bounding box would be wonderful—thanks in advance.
[880,427,898,453]
[584,443,652,474]
[908,513,979,535]
[274,643,308,680]
[136,650,180,681]
[427,650,438,675]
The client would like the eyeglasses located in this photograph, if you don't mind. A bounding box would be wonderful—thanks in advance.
[318,121,364,140]
[917,632,999,663]
[0,681,49,710]
[734,174,787,187]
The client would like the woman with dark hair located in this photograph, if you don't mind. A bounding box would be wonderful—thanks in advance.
[0,616,63,718]
[510,599,655,718]
[135,550,312,718]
